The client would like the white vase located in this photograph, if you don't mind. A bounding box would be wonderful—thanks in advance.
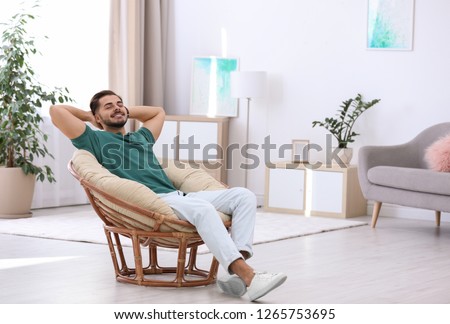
[333,147,353,166]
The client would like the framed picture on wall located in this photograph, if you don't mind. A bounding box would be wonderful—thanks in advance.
[190,57,239,117]
[367,0,415,51]
[292,139,310,163]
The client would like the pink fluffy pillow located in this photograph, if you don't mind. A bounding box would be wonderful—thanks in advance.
[425,134,450,172]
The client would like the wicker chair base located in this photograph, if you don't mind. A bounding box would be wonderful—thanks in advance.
[68,156,227,288]
[104,225,219,287]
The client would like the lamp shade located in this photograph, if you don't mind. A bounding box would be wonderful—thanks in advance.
[230,71,267,99]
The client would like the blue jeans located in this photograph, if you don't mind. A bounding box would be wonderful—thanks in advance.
[158,187,257,273]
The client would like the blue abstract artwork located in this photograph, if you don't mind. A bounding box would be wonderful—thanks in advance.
[367,0,415,50]
[190,57,239,117]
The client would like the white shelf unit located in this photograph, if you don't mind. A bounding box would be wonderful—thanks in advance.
[153,115,229,183]
[264,162,367,218]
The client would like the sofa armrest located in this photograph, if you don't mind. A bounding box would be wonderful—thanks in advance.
[358,143,419,195]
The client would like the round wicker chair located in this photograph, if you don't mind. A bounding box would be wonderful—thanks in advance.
[68,149,231,288]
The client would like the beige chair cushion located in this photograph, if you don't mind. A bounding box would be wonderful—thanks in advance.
[161,159,226,192]
[71,150,230,235]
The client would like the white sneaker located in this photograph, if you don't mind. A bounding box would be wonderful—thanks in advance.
[217,275,247,297]
[247,271,287,301]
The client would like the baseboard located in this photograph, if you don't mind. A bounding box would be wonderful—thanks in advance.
[367,201,449,223]
[256,193,449,223]
[30,190,448,223]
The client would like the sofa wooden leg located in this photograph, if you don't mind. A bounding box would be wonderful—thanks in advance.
[371,201,382,228]
[435,211,441,227]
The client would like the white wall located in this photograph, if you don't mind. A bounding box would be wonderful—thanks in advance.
[164,0,450,217]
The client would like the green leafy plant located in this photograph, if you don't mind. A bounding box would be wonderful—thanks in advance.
[312,94,381,149]
[0,4,72,182]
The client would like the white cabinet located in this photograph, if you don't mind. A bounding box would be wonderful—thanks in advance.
[310,170,343,213]
[153,120,177,160]
[153,115,229,183]
[264,162,367,218]
[267,168,305,212]
[179,121,219,161]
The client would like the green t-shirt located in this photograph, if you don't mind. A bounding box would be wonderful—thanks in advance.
[71,126,176,194]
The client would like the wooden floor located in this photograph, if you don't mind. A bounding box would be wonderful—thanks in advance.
[1,207,450,304]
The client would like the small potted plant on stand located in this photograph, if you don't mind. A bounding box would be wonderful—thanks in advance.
[0,6,72,218]
[312,93,380,165]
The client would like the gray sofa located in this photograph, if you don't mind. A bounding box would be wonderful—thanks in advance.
[358,122,450,227]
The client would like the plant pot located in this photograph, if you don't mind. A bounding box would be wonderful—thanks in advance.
[333,147,353,166]
[0,167,36,218]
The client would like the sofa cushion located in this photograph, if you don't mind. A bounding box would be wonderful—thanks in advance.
[368,166,450,196]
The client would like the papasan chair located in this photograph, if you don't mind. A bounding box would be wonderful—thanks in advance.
[68,149,231,287]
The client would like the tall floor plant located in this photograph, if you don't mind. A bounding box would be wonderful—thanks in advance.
[0,4,72,182]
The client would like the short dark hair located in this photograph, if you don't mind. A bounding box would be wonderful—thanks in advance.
[89,90,123,115]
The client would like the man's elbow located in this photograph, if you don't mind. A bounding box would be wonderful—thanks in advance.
[49,105,57,120]
[158,106,166,117]
[150,106,165,120]
[49,105,64,126]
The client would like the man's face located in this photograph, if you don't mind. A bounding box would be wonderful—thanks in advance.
[95,94,129,129]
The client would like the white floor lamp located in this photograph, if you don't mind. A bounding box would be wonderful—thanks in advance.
[230,71,267,188]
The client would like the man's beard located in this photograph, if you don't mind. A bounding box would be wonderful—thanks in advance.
[100,114,128,129]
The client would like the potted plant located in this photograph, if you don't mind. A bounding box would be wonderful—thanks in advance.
[0,6,72,218]
[312,93,380,164]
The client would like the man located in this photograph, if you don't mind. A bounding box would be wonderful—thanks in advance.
[50,90,287,301]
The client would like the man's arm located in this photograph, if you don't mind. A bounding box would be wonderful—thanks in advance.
[129,106,165,140]
[49,105,97,139]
